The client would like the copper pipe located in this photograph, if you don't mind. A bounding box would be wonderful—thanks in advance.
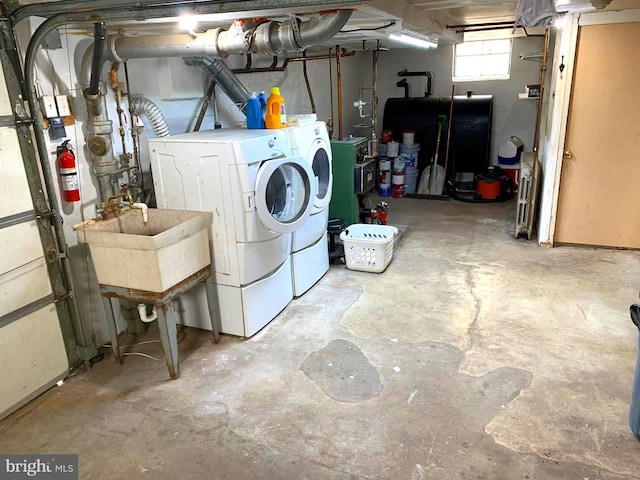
[194,79,216,132]
[302,50,316,114]
[124,61,142,198]
[328,47,334,139]
[528,26,551,219]
[287,50,355,62]
[371,43,380,156]
[109,62,128,157]
[336,44,343,140]
[444,84,455,174]
[532,28,550,155]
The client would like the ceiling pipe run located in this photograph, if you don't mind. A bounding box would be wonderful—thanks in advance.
[79,9,353,115]
[104,10,352,62]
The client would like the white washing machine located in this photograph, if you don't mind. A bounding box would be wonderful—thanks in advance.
[287,121,332,297]
[149,128,316,337]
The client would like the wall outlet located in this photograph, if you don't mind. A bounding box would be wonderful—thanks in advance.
[39,96,58,118]
[55,95,71,117]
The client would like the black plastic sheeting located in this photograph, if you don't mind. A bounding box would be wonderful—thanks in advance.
[382,95,493,176]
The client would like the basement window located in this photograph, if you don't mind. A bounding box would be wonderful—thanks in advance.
[452,39,512,82]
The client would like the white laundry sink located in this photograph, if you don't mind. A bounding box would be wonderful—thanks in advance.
[74,208,212,293]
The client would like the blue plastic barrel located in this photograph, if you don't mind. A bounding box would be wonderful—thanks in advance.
[629,304,640,439]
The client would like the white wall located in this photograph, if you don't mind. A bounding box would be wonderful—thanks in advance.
[368,37,544,162]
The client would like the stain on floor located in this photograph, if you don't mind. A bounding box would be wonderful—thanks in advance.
[301,339,383,402]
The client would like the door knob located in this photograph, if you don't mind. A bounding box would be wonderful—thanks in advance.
[564,150,574,159]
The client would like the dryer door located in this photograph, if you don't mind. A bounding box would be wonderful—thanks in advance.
[255,156,316,233]
[308,137,332,211]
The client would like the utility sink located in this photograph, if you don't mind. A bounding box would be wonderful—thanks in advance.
[74,208,212,293]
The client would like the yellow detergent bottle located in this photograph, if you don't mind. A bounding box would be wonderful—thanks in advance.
[265,86,286,129]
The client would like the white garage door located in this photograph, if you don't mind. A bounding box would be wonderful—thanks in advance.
[0,47,68,420]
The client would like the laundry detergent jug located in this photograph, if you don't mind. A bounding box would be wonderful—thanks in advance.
[265,87,287,129]
[246,92,263,129]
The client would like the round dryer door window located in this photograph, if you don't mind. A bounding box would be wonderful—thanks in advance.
[255,157,316,233]
[311,144,332,211]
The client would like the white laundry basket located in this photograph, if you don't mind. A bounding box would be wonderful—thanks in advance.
[340,224,399,273]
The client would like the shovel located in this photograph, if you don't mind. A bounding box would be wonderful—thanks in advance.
[422,114,446,195]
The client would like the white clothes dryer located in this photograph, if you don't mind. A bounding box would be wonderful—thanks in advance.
[288,121,332,217]
[286,121,332,296]
[149,128,316,336]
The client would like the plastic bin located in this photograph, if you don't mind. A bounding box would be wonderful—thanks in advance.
[630,304,640,439]
[498,136,524,165]
[340,224,398,273]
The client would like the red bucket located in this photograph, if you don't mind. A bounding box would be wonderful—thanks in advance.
[392,171,405,198]
[381,129,393,144]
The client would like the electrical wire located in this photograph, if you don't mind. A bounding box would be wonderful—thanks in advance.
[121,352,162,361]
[102,340,161,348]
[242,20,270,55]
[340,21,395,33]
[101,341,163,362]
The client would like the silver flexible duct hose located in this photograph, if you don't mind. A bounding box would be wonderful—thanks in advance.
[130,96,170,137]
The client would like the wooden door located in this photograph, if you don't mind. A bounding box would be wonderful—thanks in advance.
[554,22,640,248]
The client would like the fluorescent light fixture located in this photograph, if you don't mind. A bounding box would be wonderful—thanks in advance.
[389,30,438,49]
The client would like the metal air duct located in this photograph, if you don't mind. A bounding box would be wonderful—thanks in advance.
[183,57,251,113]
[104,10,352,61]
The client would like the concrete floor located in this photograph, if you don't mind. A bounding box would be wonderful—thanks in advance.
[2,197,640,479]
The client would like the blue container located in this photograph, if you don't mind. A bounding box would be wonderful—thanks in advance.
[378,184,391,197]
[258,91,267,128]
[630,305,640,439]
[246,92,263,129]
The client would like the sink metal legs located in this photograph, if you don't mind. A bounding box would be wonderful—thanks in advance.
[99,266,219,379]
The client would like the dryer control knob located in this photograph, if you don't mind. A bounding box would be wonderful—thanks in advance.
[314,127,320,135]
[268,139,275,147]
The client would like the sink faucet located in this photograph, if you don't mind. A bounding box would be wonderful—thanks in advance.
[100,192,134,220]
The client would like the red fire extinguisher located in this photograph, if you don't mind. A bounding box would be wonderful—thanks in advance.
[57,140,80,202]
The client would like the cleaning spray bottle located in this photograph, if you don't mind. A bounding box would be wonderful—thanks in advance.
[246,92,262,129]
[265,87,286,129]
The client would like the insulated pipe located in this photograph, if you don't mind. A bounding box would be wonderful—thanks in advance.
[101,10,352,63]
[130,96,170,137]
[78,10,353,100]
[82,88,117,202]
[184,57,250,113]
[87,22,106,96]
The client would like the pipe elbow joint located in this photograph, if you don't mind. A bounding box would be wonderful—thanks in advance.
[131,202,149,224]
[138,303,157,323]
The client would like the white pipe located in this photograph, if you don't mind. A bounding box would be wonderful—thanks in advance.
[138,303,157,323]
[131,202,148,223]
